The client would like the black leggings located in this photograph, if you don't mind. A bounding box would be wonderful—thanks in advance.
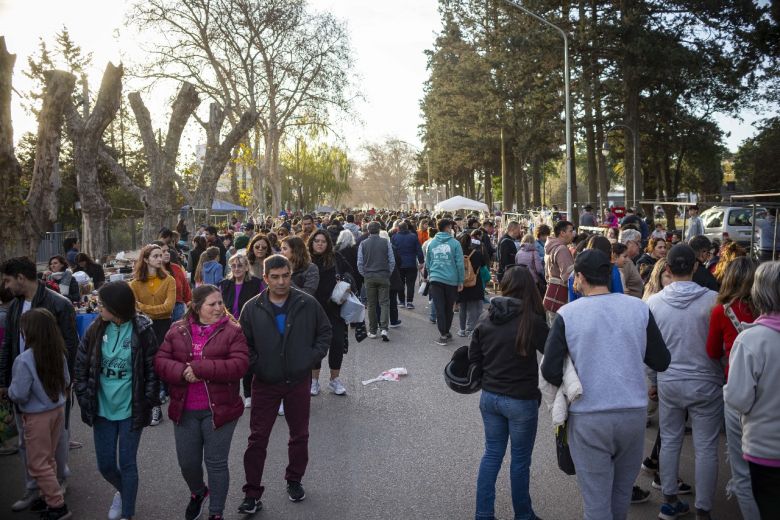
[749,461,780,519]
[314,315,346,371]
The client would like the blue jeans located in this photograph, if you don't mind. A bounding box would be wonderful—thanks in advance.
[476,391,539,520]
[93,417,142,518]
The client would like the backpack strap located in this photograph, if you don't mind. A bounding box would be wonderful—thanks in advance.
[723,302,745,333]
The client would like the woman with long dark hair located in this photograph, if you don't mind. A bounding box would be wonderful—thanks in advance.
[246,234,273,280]
[468,266,549,520]
[307,230,353,396]
[155,285,248,520]
[281,236,319,296]
[189,236,208,279]
[8,308,72,520]
[74,252,105,289]
[73,281,159,520]
[129,244,175,426]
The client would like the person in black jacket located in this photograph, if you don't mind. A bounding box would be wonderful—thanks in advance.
[189,236,207,280]
[221,253,264,406]
[73,281,159,520]
[468,265,549,520]
[75,252,106,289]
[497,221,522,283]
[0,256,78,512]
[308,230,354,397]
[237,255,331,513]
[689,235,720,291]
[456,233,485,337]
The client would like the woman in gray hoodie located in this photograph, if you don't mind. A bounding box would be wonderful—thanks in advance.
[724,261,780,519]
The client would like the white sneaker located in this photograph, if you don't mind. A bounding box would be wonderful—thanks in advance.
[278,403,285,416]
[456,330,466,337]
[310,379,321,396]
[108,491,122,520]
[11,489,38,512]
[381,329,389,342]
[367,332,377,339]
[244,397,252,408]
[328,378,347,395]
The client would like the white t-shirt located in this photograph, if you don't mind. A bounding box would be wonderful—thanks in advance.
[18,300,32,353]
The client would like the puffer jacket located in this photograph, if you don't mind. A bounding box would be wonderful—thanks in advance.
[74,314,160,431]
[391,229,424,269]
[538,355,583,427]
[155,315,248,429]
[1,282,77,388]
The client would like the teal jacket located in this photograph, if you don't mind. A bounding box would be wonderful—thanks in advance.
[425,232,465,286]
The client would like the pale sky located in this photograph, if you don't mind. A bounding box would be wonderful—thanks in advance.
[0,0,766,158]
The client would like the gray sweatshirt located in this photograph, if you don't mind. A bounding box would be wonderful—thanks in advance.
[646,281,721,385]
[724,322,780,460]
[8,349,70,414]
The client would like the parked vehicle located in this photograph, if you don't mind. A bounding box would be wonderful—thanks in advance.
[699,206,766,245]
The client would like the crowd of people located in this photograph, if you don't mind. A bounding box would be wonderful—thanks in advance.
[0,205,778,520]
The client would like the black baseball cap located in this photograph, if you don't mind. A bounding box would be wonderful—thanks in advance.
[666,244,697,275]
[574,249,611,283]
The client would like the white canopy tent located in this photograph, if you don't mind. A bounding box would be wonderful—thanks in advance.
[434,195,490,213]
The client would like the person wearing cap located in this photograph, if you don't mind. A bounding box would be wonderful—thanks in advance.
[646,244,721,520]
[541,249,670,520]
[619,229,644,298]
[685,206,704,242]
[579,205,597,227]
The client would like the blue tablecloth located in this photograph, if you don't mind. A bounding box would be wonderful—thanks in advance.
[76,313,99,339]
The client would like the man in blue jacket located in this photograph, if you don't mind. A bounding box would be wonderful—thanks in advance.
[391,222,424,309]
[424,219,464,345]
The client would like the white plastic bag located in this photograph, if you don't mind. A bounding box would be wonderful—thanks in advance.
[330,280,351,304]
[340,292,365,324]
[418,281,428,296]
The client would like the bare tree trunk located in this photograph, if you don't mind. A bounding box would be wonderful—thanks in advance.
[191,104,258,216]
[531,156,542,207]
[229,145,239,203]
[0,38,75,261]
[500,128,512,211]
[127,82,200,242]
[64,63,123,260]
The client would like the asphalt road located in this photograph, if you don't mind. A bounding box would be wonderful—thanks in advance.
[0,296,742,520]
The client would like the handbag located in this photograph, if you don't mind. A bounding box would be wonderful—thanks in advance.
[555,422,576,475]
[330,280,352,304]
[418,281,428,296]
[340,292,366,324]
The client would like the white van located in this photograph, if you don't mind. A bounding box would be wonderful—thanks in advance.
[699,206,766,245]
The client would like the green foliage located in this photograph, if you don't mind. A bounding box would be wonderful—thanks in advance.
[734,117,780,192]
[279,138,351,210]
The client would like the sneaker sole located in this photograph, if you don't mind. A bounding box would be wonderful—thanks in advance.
[651,481,692,495]
[288,493,306,503]
[631,495,650,504]
[641,463,658,474]
[238,503,261,514]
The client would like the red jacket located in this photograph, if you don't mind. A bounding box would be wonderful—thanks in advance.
[155,316,249,428]
[705,299,756,380]
[170,263,192,304]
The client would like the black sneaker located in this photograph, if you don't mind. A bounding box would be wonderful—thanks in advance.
[642,457,659,473]
[435,336,449,346]
[39,504,73,520]
[237,496,262,514]
[631,486,650,504]
[652,473,692,495]
[185,487,209,520]
[29,497,47,513]
[287,481,305,502]
[445,332,452,339]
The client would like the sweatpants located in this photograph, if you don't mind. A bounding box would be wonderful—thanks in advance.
[22,407,66,508]
[724,403,760,519]
[16,404,69,490]
[568,409,646,520]
[430,281,457,337]
[458,299,483,333]
[174,409,238,516]
[243,378,311,499]
[658,379,723,511]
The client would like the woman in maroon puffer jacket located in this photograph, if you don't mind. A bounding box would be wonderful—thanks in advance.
[155,284,249,520]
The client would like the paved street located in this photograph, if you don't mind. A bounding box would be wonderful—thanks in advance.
[0,297,742,520]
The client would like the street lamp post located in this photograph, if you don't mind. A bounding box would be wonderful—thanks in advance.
[602,123,638,210]
[502,0,573,221]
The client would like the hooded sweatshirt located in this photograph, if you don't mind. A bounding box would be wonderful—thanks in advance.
[646,281,721,385]
[202,260,224,286]
[544,237,574,285]
[425,232,465,287]
[8,350,70,414]
[468,297,549,400]
[514,243,543,282]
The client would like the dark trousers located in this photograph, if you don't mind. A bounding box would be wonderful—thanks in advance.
[749,461,780,519]
[314,315,346,371]
[151,319,172,396]
[398,267,418,304]
[242,371,253,399]
[242,378,310,499]
[430,282,457,336]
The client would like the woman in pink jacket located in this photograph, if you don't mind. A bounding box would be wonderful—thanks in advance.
[514,234,544,285]
[155,285,249,520]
